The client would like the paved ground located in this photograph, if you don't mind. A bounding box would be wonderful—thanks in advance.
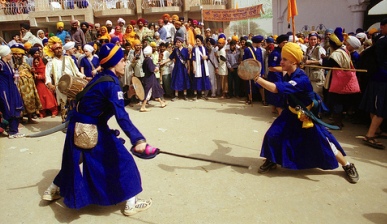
[1,98,386,224]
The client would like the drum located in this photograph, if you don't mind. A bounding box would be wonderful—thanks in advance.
[58,74,88,99]
[132,76,144,101]
[238,59,262,80]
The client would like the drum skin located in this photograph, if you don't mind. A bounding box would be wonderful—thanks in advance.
[58,74,88,99]
[132,77,145,101]
[238,59,262,80]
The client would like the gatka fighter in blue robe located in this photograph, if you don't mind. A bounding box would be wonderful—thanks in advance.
[0,45,24,138]
[254,42,359,184]
[42,43,157,216]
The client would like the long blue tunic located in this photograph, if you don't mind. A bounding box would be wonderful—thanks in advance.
[80,55,100,78]
[0,60,23,120]
[170,47,191,91]
[266,47,285,107]
[192,46,211,91]
[260,68,346,170]
[53,71,145,209]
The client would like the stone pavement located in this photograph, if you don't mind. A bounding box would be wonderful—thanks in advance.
[0,98,386,224]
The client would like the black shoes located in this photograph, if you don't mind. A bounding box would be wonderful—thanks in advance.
[258,159,277,173]
[342,163,359,184]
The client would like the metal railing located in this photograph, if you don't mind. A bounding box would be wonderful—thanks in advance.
[142,0,182,9]
[93,0,135,10]
[0,1,36,15]
[189,0,227,7]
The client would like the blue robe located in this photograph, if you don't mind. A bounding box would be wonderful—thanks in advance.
[260,68,346,170]
[53,71,145,209]
[142,57,164,99]
[170,47,191,91]
[266,47,285,107]
[0,60,23,134]
[192,46,211,91]
[80,55,100,78]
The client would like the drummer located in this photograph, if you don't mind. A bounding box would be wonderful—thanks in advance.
[254,42,359,184]
[44,37,85,120]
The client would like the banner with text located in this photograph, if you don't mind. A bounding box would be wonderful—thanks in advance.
[203,4,264,22]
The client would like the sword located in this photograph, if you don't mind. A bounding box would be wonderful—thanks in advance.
[26,121,69,137]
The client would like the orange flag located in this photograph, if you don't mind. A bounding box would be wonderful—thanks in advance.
[287,0,298,23]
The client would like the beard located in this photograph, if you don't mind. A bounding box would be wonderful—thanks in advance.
[13,57,23,66]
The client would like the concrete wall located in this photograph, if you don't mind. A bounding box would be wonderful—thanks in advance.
[272,0,368,35]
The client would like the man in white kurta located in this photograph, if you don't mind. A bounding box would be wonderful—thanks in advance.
[217,38,228,98]
[45,43,85,120]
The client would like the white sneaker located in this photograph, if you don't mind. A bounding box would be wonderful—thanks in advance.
[123,198,152,216]
[42,188,61,201]
[8,133,25,139]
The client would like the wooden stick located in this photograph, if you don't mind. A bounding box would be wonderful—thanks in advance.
[303,65,367,73]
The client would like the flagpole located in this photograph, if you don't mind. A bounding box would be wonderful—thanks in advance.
[292,17,296,42]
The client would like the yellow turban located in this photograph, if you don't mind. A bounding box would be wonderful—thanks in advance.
[273,35,278,40]
[57,22,64,29]
[281,42,303,64]
[23,42,32,51]
[232,35,238,41]
[11,45,25,54]
[368,27,378,35]
[172,15,179,21]
[217,38,226,44]
[150,42,157,47]
[132,39,141,46]
[43,36,62,58]
[174,21,182,26]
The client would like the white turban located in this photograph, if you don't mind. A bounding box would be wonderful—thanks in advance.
[288,35,299,42]
[355,32,367,40]
[117,18,125,24]
[83,44,94,53]
[0,45,11,57]
[143,46,152,56]
[154,32,160,37]
[106,20,113,25]
[346,36,361,49]
[63,41,75,51]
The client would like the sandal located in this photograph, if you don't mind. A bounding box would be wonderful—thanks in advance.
[130,144,160,159]
[362,136,385,150]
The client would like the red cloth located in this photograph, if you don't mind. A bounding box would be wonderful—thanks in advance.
[33,58,58,112]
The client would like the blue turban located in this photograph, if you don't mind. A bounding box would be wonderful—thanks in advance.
[42,38,48,46]
[111,36,120,44]
[99,43,124,69]
[266,37,274,44]
[276,34,289,44]
[218,33,226,40]
[195,35,204,43]
[174,36,184,44]
[325,28,334,34]
[206,38,216,45]
[252,35,264,43]
[29,47,40,55]
[329,27,344,47]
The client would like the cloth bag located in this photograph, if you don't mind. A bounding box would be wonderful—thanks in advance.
[328,66,360,94]
[74,122,98,149]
